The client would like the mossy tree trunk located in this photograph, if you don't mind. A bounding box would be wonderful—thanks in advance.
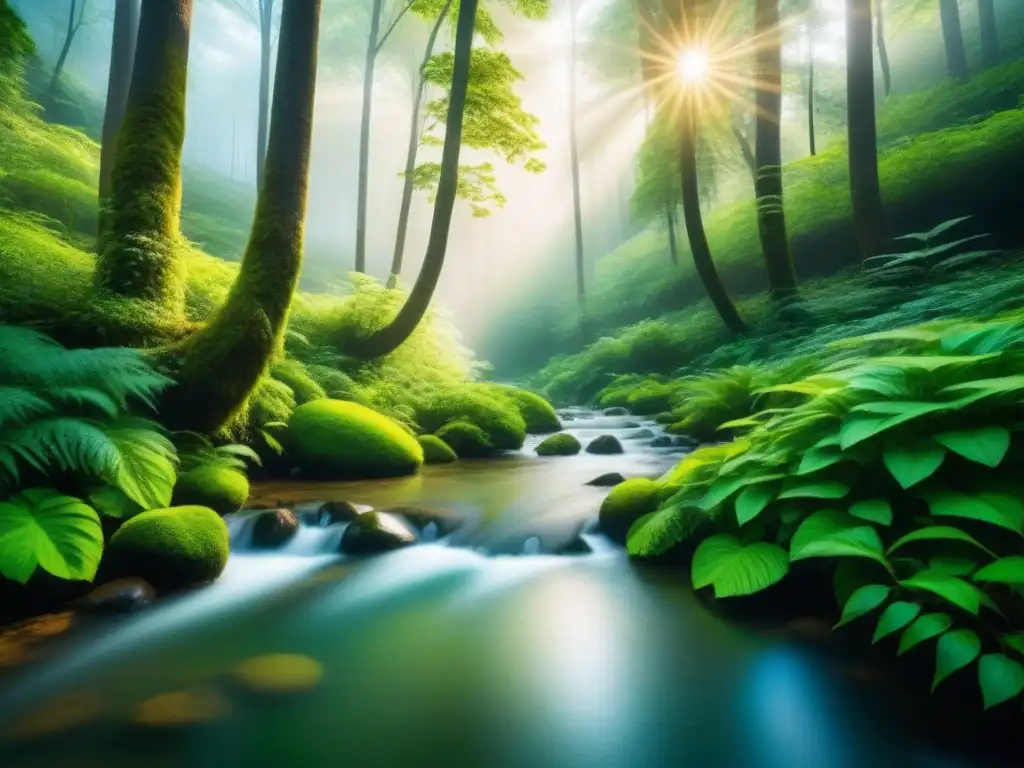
[874,0,891,97]
[353,0,384,275]
[99,0,140,211]
[346,0,478,361]
[157,0,322,433]
[939,0,969,81]
[754,0,797,296]
[978,0,998,68]
[94,0,194,312]
[845,0,887,259]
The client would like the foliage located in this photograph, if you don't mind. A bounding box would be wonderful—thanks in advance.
[416,384,526,451]
[483,384,560,434]
[599,478,660,542]
[864,215,1004,278]
[628,313,1024,709]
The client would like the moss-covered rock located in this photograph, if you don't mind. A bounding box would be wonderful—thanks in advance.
[535,432,581,456]
[435,420,492,458]
[340,511,417,555]
[103,506,230,589]
[626,382,676,415]
[288,400,423,479]
[487,385,561,434]
[586,435,624,455]
[599,478,660,543]
[419,434,457,463]
[417,386,526,451]
[171,465,249,516]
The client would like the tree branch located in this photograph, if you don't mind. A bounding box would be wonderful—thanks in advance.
[375,0,416,54]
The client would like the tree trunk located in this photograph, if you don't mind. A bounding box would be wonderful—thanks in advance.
[665,204,679,265]
[807,33,816,155]
[939,0,969,81]
[256,0,274,188]
[346,0,478,361]
[978,0,998,68]
[874,0,891,97]
[846,0,887,259]
[569,0,585,307]
[48,0,80,97]
[94,0,194,311]
[754,0,797,296]
[389,0,453,280]
[98,0,140,212]
[158,0,322,433]
[353,0,384,274]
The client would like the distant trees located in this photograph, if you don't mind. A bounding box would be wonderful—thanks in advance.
[977,0,998,67]
[98,0,139,208]
[47,0,90,98]
[938,0,968,81]
[875,0,892,97]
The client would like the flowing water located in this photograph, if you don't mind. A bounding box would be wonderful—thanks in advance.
[0,412,1011,766]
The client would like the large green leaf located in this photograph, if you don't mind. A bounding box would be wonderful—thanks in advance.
[979,654,1024,709]
[882,443,946,489]
[888,525,994,557]
[87,485,145,520]
[690,534,790,598]
[0,488,103,584]
[972,557,1024,586]
[849,499,893,526]
[626,505,701,557]
[872,600,921,643]
[902,573,986,615]
[796,446,844,476]
[942,375,1024,397]
[927,556,978,576]
[105,424,177,509]
[934,427,1011,468]
[838,416,891,450]
[777,481,850,500]
[898,613,952,655]
[789,510,888,567]
[1001,633,1024,658]
[932,629,981,691]
[734,483,776,527]
[922,490,1024,536]
[835,584,890,628]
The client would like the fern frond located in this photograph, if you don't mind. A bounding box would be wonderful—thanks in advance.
[0,385,54,428]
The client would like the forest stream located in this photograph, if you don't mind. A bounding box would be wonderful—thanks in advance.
[0,411,1014,767]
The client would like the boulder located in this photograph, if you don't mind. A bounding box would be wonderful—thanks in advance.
[621,421,642,429]
[654,412,676,424]
[293,499,360,525]
[585,472,626,487]
[649,435,673,448]
[102,506,230,590]
[599,478,660,543]
[418,434,458,464]
[624,428,656,440]
[555,537,592,555]
[384,505,463,537]
[535,432,582,456]
[251,509,299,550]
[585,435,624,455]
[603,407,629,416]
[171,465,249,516]
[340,511,417,555]
[491,386,562,434]
[288,400,424,479]
[78,577,156,613]
[435,421,492,458]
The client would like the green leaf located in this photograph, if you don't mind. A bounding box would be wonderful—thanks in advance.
[789,510,888,567]
[734,483,776,527]
[835,584,891,628]
[699,473,785,510]
[927,556,978,576]
[105,424,177,509]
[888,525,994,557]
[87,485,144,520]
[690,534,790,598]
[973,557,1024,585]
[979,654,1024,709]
[1001,633,1024,657]
[933,629,981,691]
[0,488,103,584]
[922,490,1023,536]
[796,446,844,476]
[934,427,1011,468]
[849,499,893,526]
[626,506,702,557]
[839,416,891,450]
[872,601,921,643]
[777,481,850,500]
[942,375,1024,398]
[883,442,946,489]
[902,573,986,615]
[898,613,952,655]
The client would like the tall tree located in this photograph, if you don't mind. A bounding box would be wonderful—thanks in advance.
[161,0,323,432]
[938,0,968,81]
[754,0,797,295]
[845,0,886,258]
[348,0,478,359]
[806,1,816,154]
[568,0,585,306]
[977,0,998,68]
[99,0,140,208]
[47,0,88,98]
[875,0,891,97]
[353,0,385,274]
[94,0,194,312]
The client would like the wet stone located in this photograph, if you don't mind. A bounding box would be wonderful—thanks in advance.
[251,509,300,550]
[341,511,417,555]
[586,472,627,487]
[384,505,463,538]
[624,428,656,440]
[585,435,624,455]
[649,436,673,448]
[603,407,630,416]
[78,578,156,614]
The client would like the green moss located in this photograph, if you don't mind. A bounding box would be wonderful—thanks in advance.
[171,465,249,516]
[626,381,676,415]
[435,420,491,458]
[654,411,675,424]
[103,505,229,589]
[246,376,296,428]
[535,432,581,456]
[599,478,660,543]
[485,384,561,434]
[288,399,423,479]
[304,364,370,404]
[270,359,326,405]
[418,434,458,463]
[417,385,526,451]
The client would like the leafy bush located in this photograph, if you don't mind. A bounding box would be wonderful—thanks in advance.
[628,314,1024,710]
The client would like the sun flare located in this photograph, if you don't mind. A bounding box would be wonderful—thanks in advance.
[676,48,711,84]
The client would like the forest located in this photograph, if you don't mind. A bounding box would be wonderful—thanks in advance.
[0,0,1023,764]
